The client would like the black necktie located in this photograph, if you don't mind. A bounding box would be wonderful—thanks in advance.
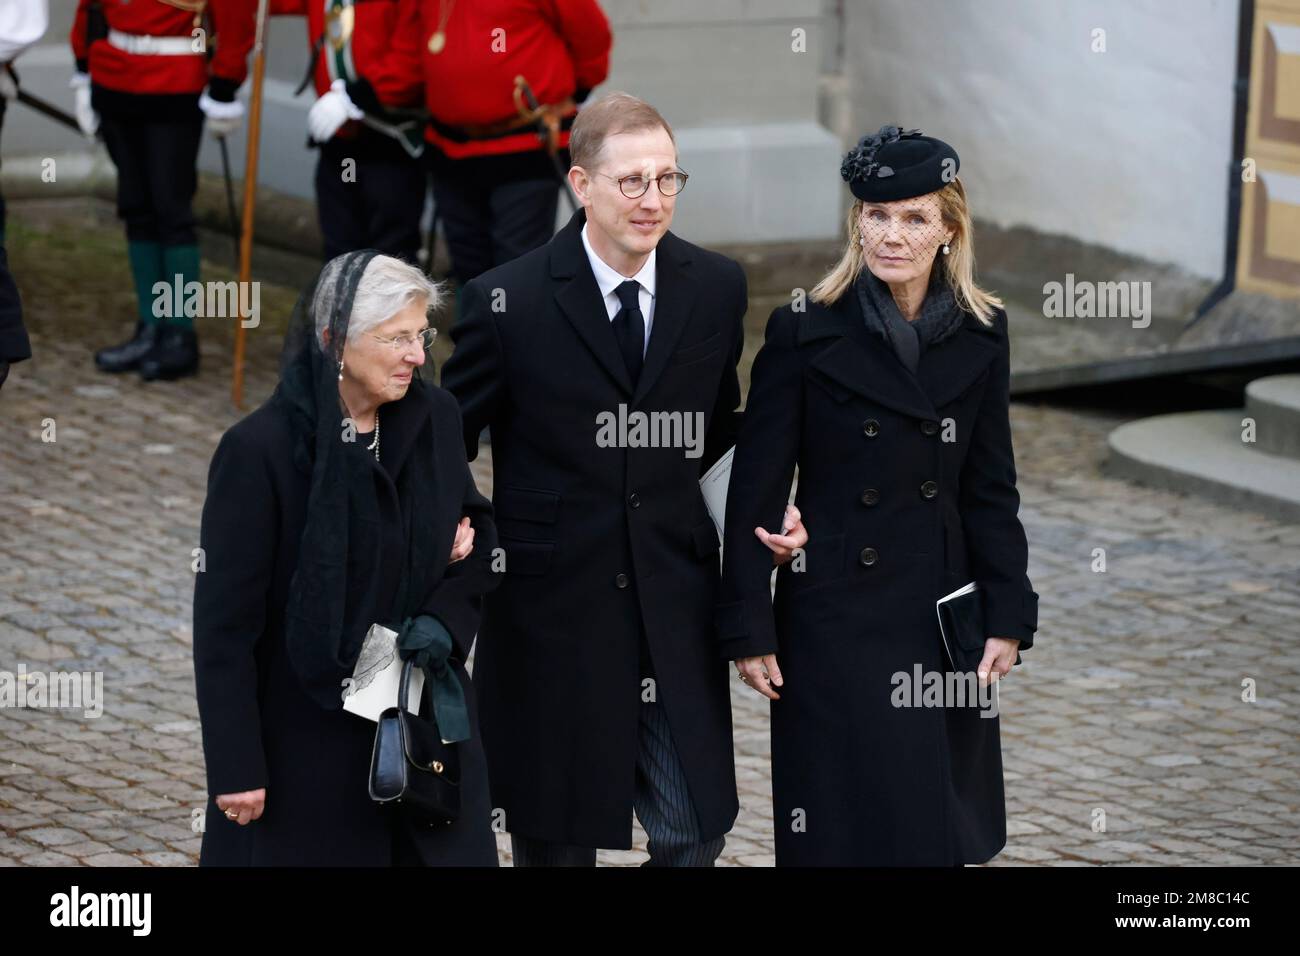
[612,280,645,386]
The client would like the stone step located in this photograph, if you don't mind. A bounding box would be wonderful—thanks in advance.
[1245,374,1300,460]
[1107,408,1300,523]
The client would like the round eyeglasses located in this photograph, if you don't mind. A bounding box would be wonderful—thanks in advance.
[369,327,438,352]
[598,170,689,199]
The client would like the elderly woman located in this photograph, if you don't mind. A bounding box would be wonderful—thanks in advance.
[193,251,500,865]
[716,127,1039,866]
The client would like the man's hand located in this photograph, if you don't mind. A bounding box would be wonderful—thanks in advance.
[736,654,783,700]
[199,89,244,138]
[307,78,363,144]
[448,516,474,563]
[976,637,1020,685]
[70,72,98,139]
[755,504,807,566]
[215,788,265,826]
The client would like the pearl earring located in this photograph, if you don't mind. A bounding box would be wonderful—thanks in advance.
[859,237,865,248]
[338,360,344,382]
[941,243,951,255]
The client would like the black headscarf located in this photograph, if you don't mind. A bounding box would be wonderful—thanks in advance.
[272,250,442,711]
[854,266,965,375]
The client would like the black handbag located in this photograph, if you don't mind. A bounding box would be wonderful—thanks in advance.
[368,658,461,825]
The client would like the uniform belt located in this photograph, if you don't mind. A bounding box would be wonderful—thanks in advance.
[429,98,577,144]
[106,30,200,56]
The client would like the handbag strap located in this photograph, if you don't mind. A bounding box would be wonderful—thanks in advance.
[397,656,416,713]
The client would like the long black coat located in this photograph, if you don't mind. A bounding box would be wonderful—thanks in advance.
[717,290,1039,866]
[441,209,746,849]
[193,381,501,865]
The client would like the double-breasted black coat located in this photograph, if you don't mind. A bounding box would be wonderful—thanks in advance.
[717,289,1039,866]
[193,381,501,865]
[441,209,746,849]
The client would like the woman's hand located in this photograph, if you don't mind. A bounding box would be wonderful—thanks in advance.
[215,788,265,826]
[977,637,1020,685]
[448,517,474,563]
[736,654,783,700]
[755,504,808,566]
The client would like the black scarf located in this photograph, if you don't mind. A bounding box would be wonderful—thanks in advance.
[854,267,965,375]
[271,250,441,710]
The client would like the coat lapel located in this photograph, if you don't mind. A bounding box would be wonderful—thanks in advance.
[802,291,1003,418]
[915,315,1002,407]
[551,210,634,395]
[803,292,938,420]
[632,231,697,408]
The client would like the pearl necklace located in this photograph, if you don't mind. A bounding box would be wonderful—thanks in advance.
[366,410,380,461]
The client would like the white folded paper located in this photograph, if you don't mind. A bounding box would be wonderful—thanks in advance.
[341,623,423,723]
[699,445,735,541]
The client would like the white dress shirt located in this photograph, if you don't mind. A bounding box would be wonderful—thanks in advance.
[581,222,656,356]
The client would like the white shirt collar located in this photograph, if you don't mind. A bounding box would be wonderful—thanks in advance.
[581,222,656,302]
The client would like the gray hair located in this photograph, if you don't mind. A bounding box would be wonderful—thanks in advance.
[313,254,442,348]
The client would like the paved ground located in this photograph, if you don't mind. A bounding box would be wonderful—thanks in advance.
[1,201,1298,866]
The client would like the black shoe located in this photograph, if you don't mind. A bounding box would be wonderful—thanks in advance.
[138,326,199,381]
[94,323,163,373]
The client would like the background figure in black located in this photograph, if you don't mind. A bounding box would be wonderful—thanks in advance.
[272,0,426,264]
[73,0,256,382]
[0,0,46,391]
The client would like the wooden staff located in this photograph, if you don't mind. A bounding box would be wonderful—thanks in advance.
[232,0,270,409]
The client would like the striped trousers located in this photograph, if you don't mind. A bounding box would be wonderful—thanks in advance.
[510,696,726,867]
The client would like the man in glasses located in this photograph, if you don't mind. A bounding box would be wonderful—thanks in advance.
[442,92,806,866]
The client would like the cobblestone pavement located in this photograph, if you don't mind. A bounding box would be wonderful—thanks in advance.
[2,205,1298,867]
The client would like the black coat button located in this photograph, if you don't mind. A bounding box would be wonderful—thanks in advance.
[628,493,641,509]
[860,488,880,506]
[859,547,879,567]
[614,573,630,588]
[920,480,938,499]
[921,420,939,436]
[862,419,880,438]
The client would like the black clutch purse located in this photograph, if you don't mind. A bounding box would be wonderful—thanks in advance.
[368,657,461,825]
[936,582,1023,673]
[936,582,988,673]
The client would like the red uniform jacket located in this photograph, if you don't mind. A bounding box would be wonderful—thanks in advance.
[358,0,612,160]
[270,0,411,144]
[72,0,256,102]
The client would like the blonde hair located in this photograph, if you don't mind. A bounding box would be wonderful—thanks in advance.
[809,178,1001,325]
[569,92,676,171]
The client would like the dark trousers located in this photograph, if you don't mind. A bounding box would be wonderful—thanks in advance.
[315,130,426,265]
[430,148,564,285]
[510,696,726,867]
[98,109,203,246]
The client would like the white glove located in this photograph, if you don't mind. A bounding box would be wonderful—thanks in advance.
[199,89,244,138]
[69,71,98,139]
[0,66,16,102]
[307,78,363,144]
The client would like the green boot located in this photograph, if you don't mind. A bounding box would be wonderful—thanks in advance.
[94,239,164,373]
[139,242,201,380]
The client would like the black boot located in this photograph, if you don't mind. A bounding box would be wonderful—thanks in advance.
[94,322,162,373]
[138,326,199,381]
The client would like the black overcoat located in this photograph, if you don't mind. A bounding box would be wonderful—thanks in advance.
[193,381,501,865]
[441,209,747,849]
[716,290,1039,866]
